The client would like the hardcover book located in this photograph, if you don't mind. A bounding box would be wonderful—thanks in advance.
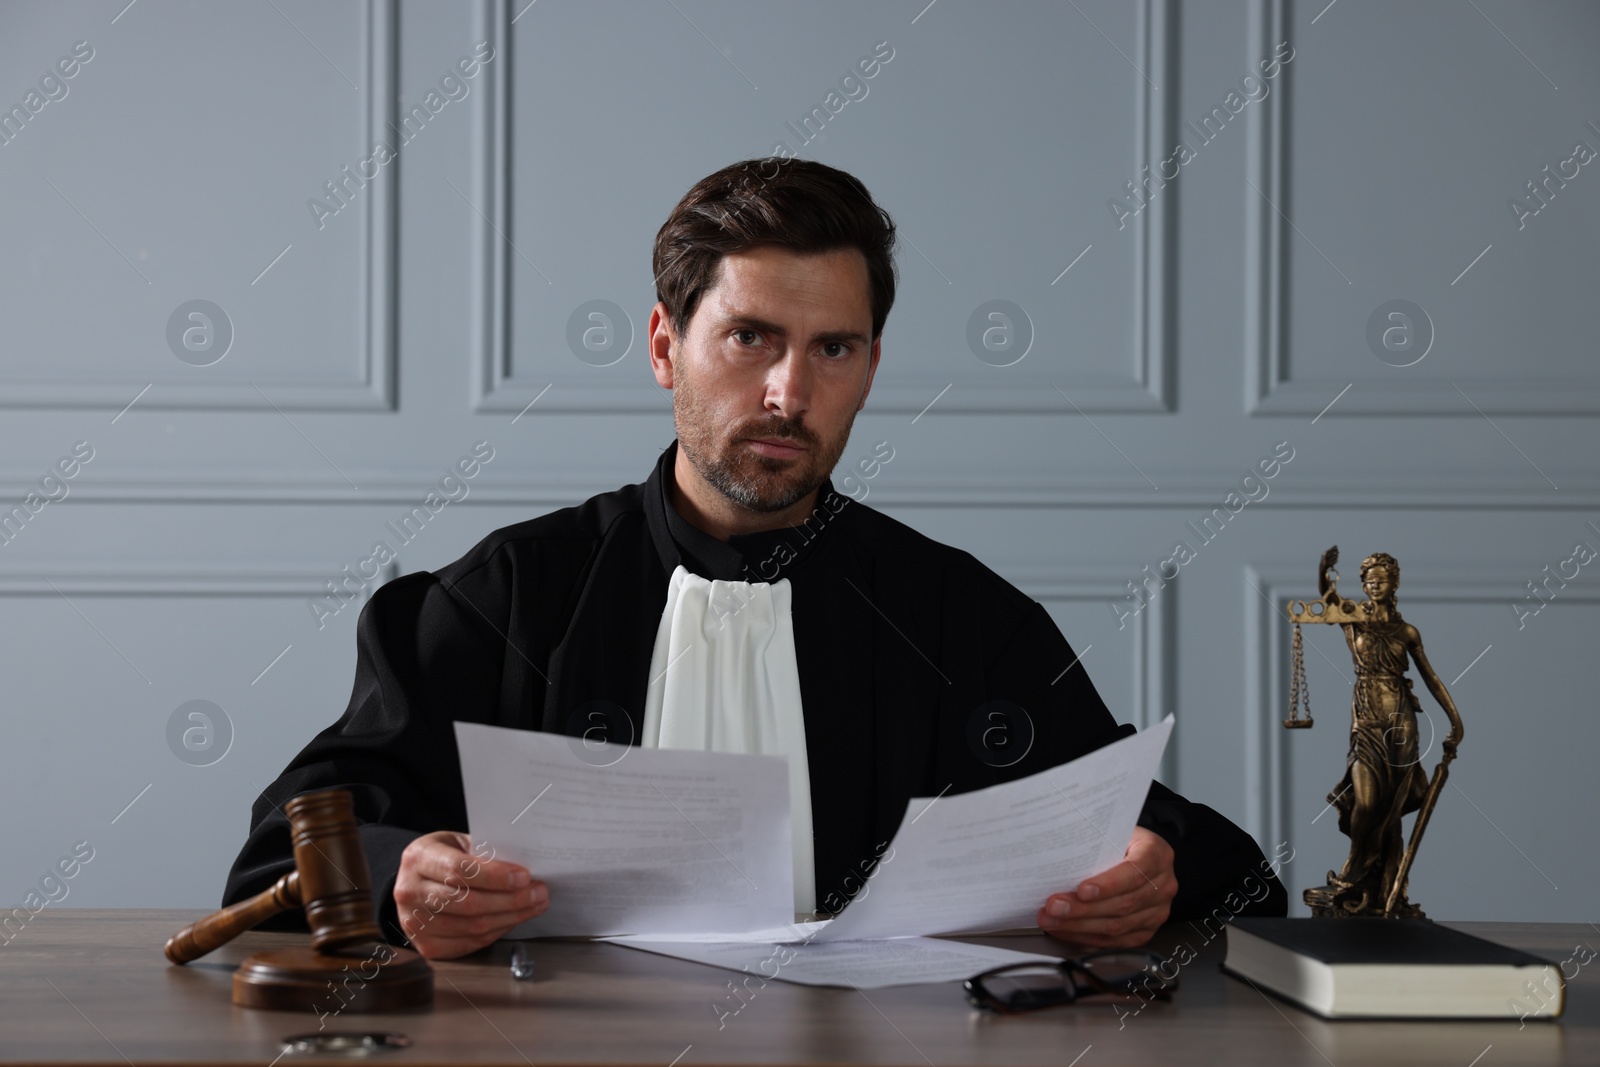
[1222,917,1564,1020]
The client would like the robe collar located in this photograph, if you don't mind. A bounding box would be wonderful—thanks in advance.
[643,439,842,584]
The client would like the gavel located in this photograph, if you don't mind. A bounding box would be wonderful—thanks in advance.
[166,788,382,963]
[166,788,432,1012]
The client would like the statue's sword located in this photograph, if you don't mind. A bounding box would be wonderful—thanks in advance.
[1383,747,1455,917]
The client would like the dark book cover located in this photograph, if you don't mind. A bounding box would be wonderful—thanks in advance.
[1229,917,1556,968]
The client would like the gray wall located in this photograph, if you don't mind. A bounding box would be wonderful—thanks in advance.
[2,0,1595,923]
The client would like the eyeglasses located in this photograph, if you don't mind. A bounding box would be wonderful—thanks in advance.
[963,950,1179,1014]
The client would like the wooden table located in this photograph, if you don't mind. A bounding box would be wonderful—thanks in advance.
[1,910,1593,1065]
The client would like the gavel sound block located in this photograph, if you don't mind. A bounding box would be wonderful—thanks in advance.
[165,788,432,1013]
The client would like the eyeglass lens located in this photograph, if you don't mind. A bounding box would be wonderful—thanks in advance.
[1076,951,1171,986]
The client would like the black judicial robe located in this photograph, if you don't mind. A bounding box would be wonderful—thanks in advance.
[224,439,1286,943]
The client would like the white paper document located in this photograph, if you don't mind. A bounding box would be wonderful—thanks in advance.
[455,716,1173,986]
[454,722,793,937]
[604,933,1064,990]
[814,715,1174,941]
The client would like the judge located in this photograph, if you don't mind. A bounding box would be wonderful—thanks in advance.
[225,158,1286,959]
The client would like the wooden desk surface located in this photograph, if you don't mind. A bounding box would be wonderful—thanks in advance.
[0,910,1592,1066]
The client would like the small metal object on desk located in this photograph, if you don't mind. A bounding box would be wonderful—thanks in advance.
[280,1031,411,1056]
[510,942,536,980]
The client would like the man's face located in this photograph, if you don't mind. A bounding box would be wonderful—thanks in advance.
[653,245,880,514]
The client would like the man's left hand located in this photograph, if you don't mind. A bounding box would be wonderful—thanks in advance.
[1036,826,1177,948]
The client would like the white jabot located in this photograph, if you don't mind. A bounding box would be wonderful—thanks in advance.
[641,563,815,918]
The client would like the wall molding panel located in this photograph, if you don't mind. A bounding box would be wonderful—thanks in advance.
[1242,0,1600,418]
[0,0,398,414]
[471,0,1177,416]
[0,568,353,598]
[7,469,1596,508]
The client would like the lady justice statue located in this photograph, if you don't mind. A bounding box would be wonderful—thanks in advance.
[1284,547,1465,918]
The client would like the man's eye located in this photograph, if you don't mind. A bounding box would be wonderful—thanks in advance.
[822,342,848,359]
[734,329,760,346]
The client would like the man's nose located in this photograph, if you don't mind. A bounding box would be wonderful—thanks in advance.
[764,347,812,419]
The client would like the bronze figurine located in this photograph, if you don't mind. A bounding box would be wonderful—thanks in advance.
[1284,547,1464,918]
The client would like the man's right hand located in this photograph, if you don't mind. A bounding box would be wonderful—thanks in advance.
[393,830,549,959]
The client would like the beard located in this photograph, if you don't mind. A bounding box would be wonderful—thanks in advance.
[672,363,855,515]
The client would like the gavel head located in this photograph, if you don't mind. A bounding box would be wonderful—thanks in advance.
[285,789,384,954]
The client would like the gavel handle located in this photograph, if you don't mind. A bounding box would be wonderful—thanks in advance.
[164,870,301,965]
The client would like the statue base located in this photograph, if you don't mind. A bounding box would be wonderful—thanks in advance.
[1304,874,1427,920]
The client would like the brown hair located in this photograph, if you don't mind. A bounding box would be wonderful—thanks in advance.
[652,157,898,342]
